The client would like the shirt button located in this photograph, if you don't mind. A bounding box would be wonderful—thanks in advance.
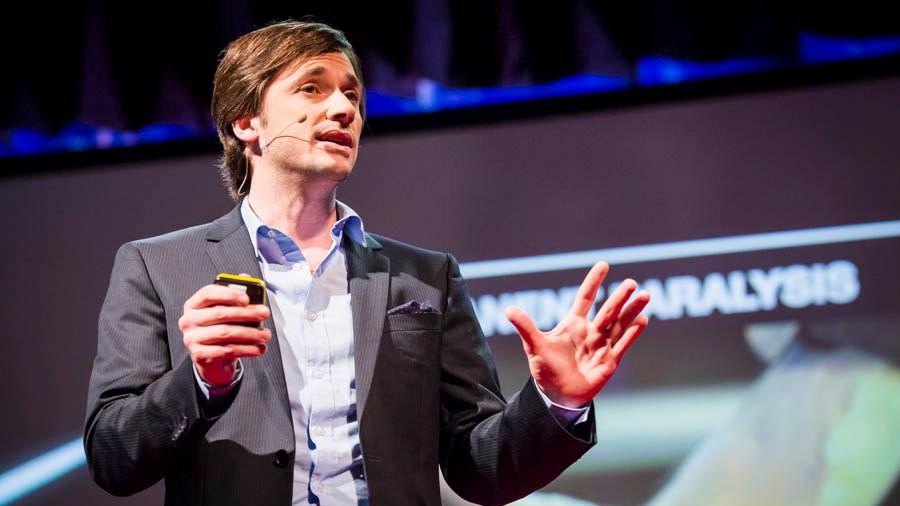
[313,426,326,436]
[307,311,317,321]
[292,263,303,271]
[311,369,324,379]
[267,230,277,238]
[312,481,325,494]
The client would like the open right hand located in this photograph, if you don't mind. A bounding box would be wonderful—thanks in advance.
[178,284,271,386]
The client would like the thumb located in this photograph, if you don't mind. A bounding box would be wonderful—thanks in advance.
[505,306,542,355]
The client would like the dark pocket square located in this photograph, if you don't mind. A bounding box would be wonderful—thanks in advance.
[387,300,438,315]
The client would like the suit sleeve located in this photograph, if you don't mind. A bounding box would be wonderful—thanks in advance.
[83,243,216,496]
[438,254,596,506]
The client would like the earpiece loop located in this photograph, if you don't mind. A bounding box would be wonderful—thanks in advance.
[237,155,251,197]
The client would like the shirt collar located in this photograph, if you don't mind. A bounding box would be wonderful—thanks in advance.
[240,198,367,256]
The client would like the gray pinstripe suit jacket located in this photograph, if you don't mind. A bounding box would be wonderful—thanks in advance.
[85,204,596,506]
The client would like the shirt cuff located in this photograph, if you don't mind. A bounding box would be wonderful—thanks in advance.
[535,384,591,427]
[193,359,244,400]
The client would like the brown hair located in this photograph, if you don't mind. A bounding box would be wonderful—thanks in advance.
[212,20,365,200]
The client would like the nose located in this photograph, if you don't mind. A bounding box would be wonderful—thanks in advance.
[325,90,357,128]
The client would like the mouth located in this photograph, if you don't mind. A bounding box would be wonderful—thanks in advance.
[316,130,354,149]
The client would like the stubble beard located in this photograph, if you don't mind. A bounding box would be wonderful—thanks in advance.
[271,146,355,186]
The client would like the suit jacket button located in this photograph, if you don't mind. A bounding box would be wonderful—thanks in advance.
[273,449,289,468]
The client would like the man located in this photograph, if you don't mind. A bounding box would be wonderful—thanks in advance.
[84,20,650,506]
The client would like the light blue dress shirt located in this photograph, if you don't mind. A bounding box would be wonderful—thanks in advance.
[241,198,367,505]
[195,198,589,505]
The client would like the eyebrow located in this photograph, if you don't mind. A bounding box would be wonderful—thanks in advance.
[292,66,361,90]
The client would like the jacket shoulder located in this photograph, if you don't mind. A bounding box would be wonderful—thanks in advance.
[121,204,242,258]
[117,222,214,259]
[368,233,451,265]
[367,233,460,285]
[134,222,213,246]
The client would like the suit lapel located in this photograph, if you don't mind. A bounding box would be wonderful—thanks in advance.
[345,234,389,423]
[205,205,293,429]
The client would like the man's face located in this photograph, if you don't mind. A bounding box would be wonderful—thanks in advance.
[256,52,363,182]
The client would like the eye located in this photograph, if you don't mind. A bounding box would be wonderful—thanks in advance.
[344,90,361,103]
[299,84,319,94]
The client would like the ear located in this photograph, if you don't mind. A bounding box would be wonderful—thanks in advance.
[232,115,262,144]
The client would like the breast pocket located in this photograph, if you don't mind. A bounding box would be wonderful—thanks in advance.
[385,312,442,367]
[386,312,442,332]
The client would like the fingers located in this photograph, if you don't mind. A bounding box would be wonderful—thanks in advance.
[612,315,649,357]
[184,325,270,373]
[191,342,267,363]
[179,304,270,329]
[184,284,250,310]
[591,279,637,333]
[180,283,270,332]
[569,261,609,318]
[187,327,269,386]
[604,289,650,337]
[187,325,271,347]
[180,282,272,365]
[505,306,543,355]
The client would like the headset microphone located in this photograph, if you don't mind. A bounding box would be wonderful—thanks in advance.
[241,114,311,195]
[264,114,308,149]
[243,113,351,195]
